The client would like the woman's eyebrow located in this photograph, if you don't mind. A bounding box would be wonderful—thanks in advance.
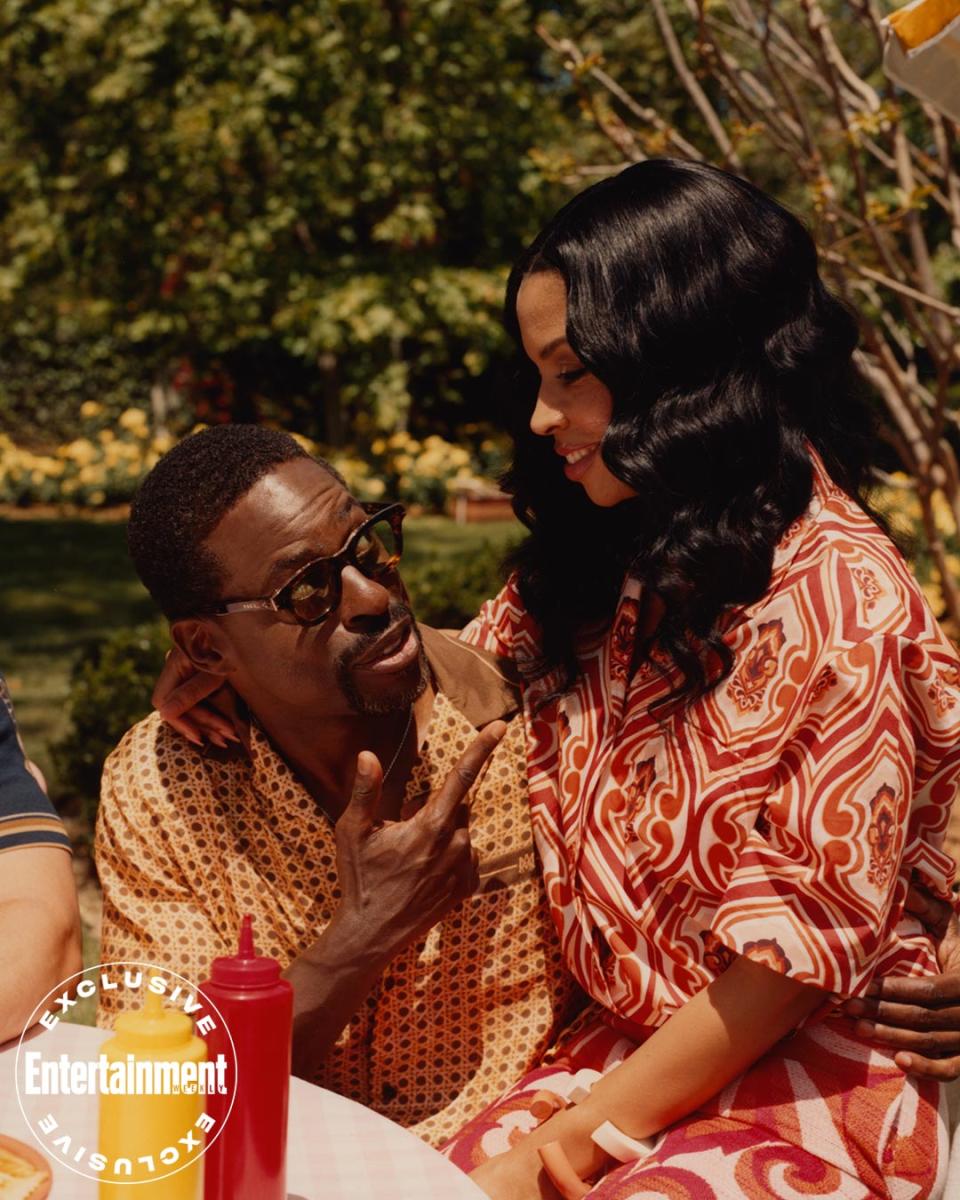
[539,336,569,358]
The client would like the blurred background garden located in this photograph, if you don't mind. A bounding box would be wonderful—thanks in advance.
[1,1,959,988]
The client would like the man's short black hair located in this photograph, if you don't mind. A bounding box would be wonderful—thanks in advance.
[128,424,338,620]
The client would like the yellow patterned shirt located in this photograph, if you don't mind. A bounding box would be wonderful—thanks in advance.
[94,633,580,1144]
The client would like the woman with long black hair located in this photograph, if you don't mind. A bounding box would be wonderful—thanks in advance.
[441,159,960,1198]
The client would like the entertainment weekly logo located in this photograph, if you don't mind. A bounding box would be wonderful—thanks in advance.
[15,962,238,1186]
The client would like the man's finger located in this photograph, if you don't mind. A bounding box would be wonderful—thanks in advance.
[844,997,960,1031]
[894,1051,960,1082]
[425,721,508,824]
[853,1019,960,1056]
[904,884,954,940]
[342,751,385,833]
[859,972,960,1008]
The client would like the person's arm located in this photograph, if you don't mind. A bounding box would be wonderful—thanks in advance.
[0,676,82,1042]
[286,722,506,1079]
[839,883,960,1081]
[471,955,824,1200]
[0,844,82,1043]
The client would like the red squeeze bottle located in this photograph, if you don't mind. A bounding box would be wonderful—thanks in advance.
[201,915,293,1200]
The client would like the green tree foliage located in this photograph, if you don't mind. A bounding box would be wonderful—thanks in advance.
[0,0,572,440]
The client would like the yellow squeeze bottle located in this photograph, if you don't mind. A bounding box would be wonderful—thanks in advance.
[98,988,207,1199]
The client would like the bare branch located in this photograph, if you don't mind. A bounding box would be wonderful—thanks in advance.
[649,0,741,168]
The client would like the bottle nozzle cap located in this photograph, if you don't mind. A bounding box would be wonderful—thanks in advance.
[238,914,255,958]
[209,914,280,988]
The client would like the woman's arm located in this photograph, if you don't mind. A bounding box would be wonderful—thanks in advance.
[471,955,825,1199]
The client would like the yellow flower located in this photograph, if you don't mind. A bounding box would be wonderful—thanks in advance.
[80,401,103,420]
[119,408,149,434]
[394,454,413,472]
[99,428,116,444]
[371,438,386,456]
[364,478,386,499]
[932,492,957,538]
[65,438,97,467]
[921,579,944,613]
[88,489,107,505]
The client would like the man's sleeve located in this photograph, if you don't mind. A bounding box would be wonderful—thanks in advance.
[95,731,226,1025]
[0,676,71,857]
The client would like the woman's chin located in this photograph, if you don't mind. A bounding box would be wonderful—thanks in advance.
[581,473,638,508]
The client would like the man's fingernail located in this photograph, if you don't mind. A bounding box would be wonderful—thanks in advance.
[855,1019,875,1037]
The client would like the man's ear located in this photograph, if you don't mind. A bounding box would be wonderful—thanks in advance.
[170,618,235,677]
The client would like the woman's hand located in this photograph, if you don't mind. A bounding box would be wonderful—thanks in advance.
[840,883,960,1080]
[469,1099,604,1199]
[152,645,243,748]
[470,1143,562,1200]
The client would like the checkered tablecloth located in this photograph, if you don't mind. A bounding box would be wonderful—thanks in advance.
[0,1024,485,1199]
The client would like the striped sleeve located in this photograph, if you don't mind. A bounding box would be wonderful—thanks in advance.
[0,675,71,856]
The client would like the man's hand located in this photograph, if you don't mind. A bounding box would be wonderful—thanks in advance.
[152,645,242,748]
[840,883,960,1080]
[285,719,508,1079]
[334,720,507,958]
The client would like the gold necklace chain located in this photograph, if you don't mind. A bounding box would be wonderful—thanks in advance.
[381,707,414,783]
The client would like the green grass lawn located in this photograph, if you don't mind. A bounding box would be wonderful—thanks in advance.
[0,513,522,789]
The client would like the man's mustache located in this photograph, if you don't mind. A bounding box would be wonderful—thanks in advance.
[337,604,419,671]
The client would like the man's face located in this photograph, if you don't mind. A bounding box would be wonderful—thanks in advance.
[190,458,428,719]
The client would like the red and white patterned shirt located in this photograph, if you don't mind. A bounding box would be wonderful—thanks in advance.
[462,451,960,1032]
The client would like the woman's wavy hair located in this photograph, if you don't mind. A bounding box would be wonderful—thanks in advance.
[501,158,883,710]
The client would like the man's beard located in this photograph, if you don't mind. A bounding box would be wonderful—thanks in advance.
[335,603,429,716]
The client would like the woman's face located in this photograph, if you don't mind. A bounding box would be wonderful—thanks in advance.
[515,270,636,508]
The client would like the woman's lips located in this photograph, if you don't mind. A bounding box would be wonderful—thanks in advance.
[557,443,600,482]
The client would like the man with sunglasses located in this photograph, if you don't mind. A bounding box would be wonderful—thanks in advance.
[95,425,580,1145]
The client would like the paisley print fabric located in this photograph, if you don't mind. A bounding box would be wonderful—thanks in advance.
[457,448,960,1191]
[442,1014,949,1199]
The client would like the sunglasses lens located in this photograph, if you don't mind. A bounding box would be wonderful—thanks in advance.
[283,511,402,625]
[288,563,338,623]
[355,517,401,575]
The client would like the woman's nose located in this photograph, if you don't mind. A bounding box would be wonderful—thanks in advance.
[530,393,565,437]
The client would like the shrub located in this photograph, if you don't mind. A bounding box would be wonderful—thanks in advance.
[52,623,170,823]
[403,539,515,628]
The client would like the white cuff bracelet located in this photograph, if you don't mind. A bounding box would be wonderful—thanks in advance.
[590,1119,657,1164]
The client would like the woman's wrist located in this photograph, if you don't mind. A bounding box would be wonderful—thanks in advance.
[532,1101,609,1179]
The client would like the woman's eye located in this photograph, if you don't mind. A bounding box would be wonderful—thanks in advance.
[556,367,588,385]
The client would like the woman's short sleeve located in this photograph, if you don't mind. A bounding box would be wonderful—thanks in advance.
[703,634,959,996]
